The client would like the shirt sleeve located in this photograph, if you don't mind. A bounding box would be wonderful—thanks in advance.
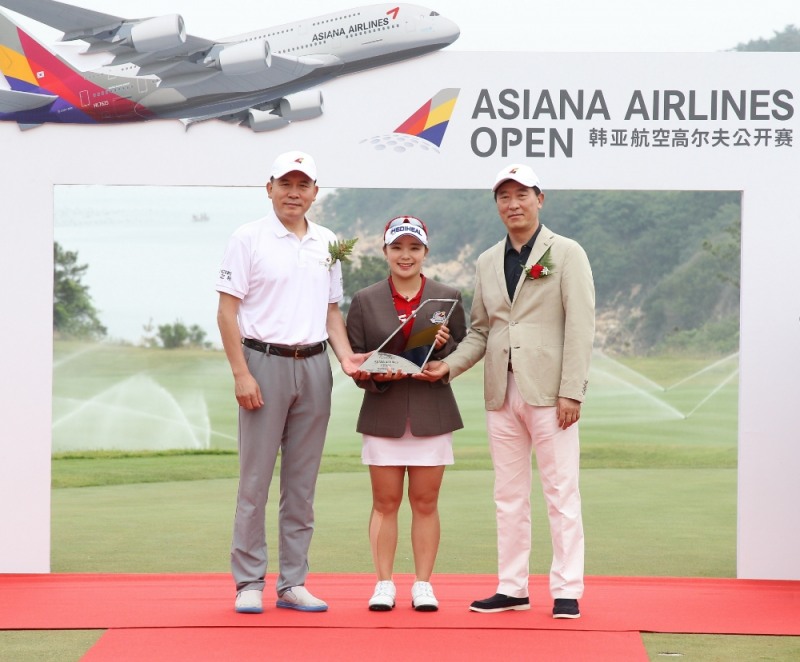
[215,232,250,299]
[327,257,342,303]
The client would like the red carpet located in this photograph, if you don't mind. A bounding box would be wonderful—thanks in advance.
[2,573,799,661]
[81,629,649,662]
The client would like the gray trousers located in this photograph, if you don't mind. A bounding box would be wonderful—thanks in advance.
[231,345,332,595]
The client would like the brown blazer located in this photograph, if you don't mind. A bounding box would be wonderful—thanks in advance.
[444,224,595,410]
[346,278,467,437]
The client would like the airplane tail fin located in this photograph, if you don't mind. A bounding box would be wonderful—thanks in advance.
[0,7,79,96]
[0,8,114,126]
[393,88,460,147]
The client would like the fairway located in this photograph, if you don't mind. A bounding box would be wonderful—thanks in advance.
[50,468,737,578]
[50,340,739,580]
[53,341,739,468]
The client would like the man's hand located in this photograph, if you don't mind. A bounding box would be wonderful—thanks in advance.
[414,360,450,382]
[235,373,264,410]
[341,351,372,378]
[557,397,581,429]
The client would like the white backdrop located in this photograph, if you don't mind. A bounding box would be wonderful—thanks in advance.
[1,51,798,579]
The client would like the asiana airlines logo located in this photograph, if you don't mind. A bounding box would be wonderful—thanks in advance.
[360,88,460,153]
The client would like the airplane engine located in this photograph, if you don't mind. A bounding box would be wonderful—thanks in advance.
[246,109,290,132]
[216,40,272,75]
[278,90,324,122]
[246,91,324,132]
[129,15,187,52]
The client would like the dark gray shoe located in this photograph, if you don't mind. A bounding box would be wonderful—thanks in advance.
[552,598,580,619]
[469,593,530,613]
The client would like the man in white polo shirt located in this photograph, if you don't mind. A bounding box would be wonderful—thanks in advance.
[216,150,367,615]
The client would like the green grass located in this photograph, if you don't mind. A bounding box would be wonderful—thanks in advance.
[52,342,238,453]
[0,631,103,662]
[51,443,737,488]
[49,468,736,577]
[52,342,739,457]
[642,634,800,661]
[19,342,796,660]
[51,343,738,490]
[52,450,241,488]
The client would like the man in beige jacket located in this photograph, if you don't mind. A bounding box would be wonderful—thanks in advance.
[420,164,595,618]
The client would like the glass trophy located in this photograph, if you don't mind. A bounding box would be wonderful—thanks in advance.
[359,298,459,374]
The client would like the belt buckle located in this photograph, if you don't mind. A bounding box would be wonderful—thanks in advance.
[294,347,302,359]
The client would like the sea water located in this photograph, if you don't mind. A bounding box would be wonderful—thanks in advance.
[54,184,334,346]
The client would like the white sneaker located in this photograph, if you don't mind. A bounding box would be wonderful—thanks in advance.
[368,580,396,611]
[234,589,263,614]
[411,581,439,612]
[276,585,328,612]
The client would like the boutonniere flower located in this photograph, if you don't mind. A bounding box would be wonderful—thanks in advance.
[327,237,358,270]
[523,247,554,280]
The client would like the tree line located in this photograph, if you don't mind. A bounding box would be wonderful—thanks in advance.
[320,189,741,355]
[54,242,208,349]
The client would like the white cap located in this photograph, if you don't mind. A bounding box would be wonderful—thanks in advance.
[270,150,317,181]
[383,216,429,246]
[492,163,541,192]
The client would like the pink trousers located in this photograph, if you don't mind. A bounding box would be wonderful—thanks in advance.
[486,373,584,600]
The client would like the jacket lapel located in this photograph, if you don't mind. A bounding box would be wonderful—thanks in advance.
[489,240,512,306]
[512,224,554,301]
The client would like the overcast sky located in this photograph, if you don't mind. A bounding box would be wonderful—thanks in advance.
[6,0,798,53]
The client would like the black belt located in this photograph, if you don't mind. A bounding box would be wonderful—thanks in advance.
[242,338,327,359]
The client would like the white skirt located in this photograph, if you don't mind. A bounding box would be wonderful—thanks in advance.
[362,420,454,466]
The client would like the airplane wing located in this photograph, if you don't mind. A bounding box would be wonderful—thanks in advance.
[0,0,214,63]
[0,87,57,112]
[0,0,330,88]
[0,0,122,35]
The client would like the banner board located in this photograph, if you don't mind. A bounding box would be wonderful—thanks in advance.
[1,51,798,579]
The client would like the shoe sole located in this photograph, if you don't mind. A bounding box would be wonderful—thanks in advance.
[469,604,530,613]
[234,606,263,614]
[413,603,439,612]
[368,602,395,611]
[276,601,328,612]
[553,612,581,619]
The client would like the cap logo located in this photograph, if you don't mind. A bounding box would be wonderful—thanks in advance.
[509,167,519,174]
[389,225,423,238]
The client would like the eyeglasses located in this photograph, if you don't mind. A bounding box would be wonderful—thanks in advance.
[385,216,428,233]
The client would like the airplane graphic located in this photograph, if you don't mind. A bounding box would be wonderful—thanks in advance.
[0,0,459,131]
[361,87,459,152]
